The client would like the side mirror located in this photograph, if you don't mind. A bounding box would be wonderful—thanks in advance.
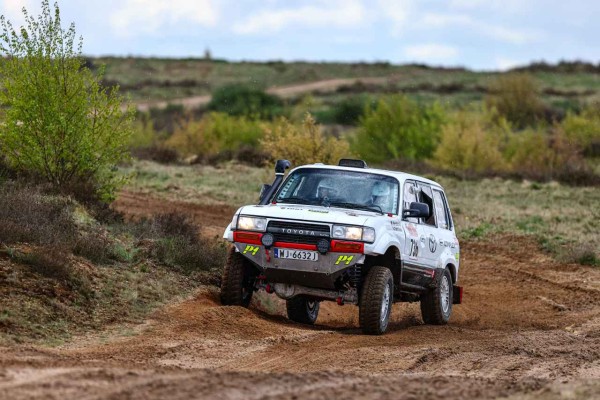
[403,202,430,219]
[259,184,272,202]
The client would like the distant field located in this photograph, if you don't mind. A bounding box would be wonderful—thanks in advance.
[94,57,600,109]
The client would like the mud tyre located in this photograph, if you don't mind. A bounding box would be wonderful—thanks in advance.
[420,268,453,325]
[286,296,320,325]
[359,266,394,335]
[220,247,256,307]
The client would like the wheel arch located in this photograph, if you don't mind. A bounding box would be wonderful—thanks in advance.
[446,262,457,284]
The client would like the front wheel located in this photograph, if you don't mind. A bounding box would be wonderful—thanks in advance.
[420,268,453,324]
[220,247,255,307]
[359,266,394,335]
[286,296,320,325]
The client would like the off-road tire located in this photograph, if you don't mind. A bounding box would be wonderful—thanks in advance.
[420,268,453,325]
[286,296,320,325]
[220,247,255,307]
[359,266,394,335]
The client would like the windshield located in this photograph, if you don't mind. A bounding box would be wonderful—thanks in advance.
[274,168,400,214]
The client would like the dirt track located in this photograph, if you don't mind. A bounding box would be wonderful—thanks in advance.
[1,193,599,399]
[133,77,389,112]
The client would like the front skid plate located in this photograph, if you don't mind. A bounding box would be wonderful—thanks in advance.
[234,243,365,276]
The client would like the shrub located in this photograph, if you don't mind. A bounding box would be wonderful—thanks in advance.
[260,114,354,166]
[131,146,180,164]
[354,95,446,163]
[166,112,263,161]
[208,84,283,119]
[332,96,369,125]
[431,112,507,176]
[0,185,76,247]
[135,212,227,272]
[485,73,544,129]
[561,104,600,155]
[0,1,133,202]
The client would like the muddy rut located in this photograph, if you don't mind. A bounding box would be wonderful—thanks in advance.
[1,194,599,399]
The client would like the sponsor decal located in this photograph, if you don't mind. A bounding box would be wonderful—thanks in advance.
[243,245,260,256]
[308,209,329,213]
[454,252,460,261]
[335,255,354,265]
[405,223,418,237]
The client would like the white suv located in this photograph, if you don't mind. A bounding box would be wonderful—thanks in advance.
[221,159,462,335]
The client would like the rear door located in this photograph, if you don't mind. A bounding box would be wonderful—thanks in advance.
[415,182,443,269]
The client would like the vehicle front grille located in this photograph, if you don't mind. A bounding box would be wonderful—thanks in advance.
[267,220,330,245]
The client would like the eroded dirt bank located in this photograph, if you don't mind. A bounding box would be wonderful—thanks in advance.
[1,195,599,399]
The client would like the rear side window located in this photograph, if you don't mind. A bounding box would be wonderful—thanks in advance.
[433,190,452,230]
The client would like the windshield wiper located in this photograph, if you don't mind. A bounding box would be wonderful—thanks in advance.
[329,202,383,214]
[277,196,317,205]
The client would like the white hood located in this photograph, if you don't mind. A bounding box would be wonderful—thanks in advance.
[238,203,378,226]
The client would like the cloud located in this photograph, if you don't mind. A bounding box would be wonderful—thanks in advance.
[232,0,366,35]
[495,57,521,71]
[1,0,35,24]
[420,12,541,45]
[404,43,459,62]
[378,0,414,35]
[110,0,218,37]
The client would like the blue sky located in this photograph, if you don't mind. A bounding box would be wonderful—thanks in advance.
[1,0,598,70]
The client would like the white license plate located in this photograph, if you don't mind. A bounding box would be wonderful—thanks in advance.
[274,248,319,261]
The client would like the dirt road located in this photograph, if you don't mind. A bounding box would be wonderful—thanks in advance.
[1,194,599,399]
[133,77,389,112]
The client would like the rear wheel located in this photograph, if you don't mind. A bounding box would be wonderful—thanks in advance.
[286,296,320,325]
[220,247,256,307]
[420,268,453,325]
[359,266,394,335]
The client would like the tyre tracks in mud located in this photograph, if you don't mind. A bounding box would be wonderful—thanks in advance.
[1,193,599,399]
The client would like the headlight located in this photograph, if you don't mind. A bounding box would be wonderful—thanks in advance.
[237,216,267,232]
[332,225,375,243]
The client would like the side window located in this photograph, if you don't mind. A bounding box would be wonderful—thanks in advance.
[402,181,418,223]
[433,190,448,229]
[417,183,436,226]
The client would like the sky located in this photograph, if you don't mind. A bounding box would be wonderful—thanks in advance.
[1,0,598,71]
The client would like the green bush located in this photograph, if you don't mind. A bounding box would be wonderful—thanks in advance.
[208,84,284,119]
[353,95,446,163]
[332,96,369,125]
[166,112,264,161]
[431,111,507,175]
[485,73,544,129]
[0,1,133,202]
[260,114,354,166]
[561,104,600,154]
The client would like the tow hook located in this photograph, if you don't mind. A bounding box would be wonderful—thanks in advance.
[336,296,344,306]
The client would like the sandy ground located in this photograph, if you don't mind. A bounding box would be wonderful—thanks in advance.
[1,192,599,399]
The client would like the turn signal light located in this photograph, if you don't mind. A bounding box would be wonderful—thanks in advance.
[331,240,364,253]
[234,231,263,245]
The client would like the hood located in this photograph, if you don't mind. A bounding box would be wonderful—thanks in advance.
[238,204,377,226]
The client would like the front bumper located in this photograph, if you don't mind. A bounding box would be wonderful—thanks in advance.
[233,242,365,290]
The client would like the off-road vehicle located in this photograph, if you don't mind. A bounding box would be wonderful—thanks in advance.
[221,159,462,334]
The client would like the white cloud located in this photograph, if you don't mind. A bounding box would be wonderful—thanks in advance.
[420,12,541,45]
[233,0,366,35]
[378,0,414,35]
[404,43,459,62]
[1,0,35,24]
[110,0,218,37]
[495,57,521,71]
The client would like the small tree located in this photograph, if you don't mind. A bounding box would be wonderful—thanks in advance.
[0,1,133,201]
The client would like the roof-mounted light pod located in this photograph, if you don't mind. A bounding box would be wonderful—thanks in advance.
[338,159,368,168]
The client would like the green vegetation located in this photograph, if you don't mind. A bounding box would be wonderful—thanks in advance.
[354,96,446,163]
[0,1,133,202]
[208,84,284,119]
[261,114,354,166]
[486,73,544,128]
